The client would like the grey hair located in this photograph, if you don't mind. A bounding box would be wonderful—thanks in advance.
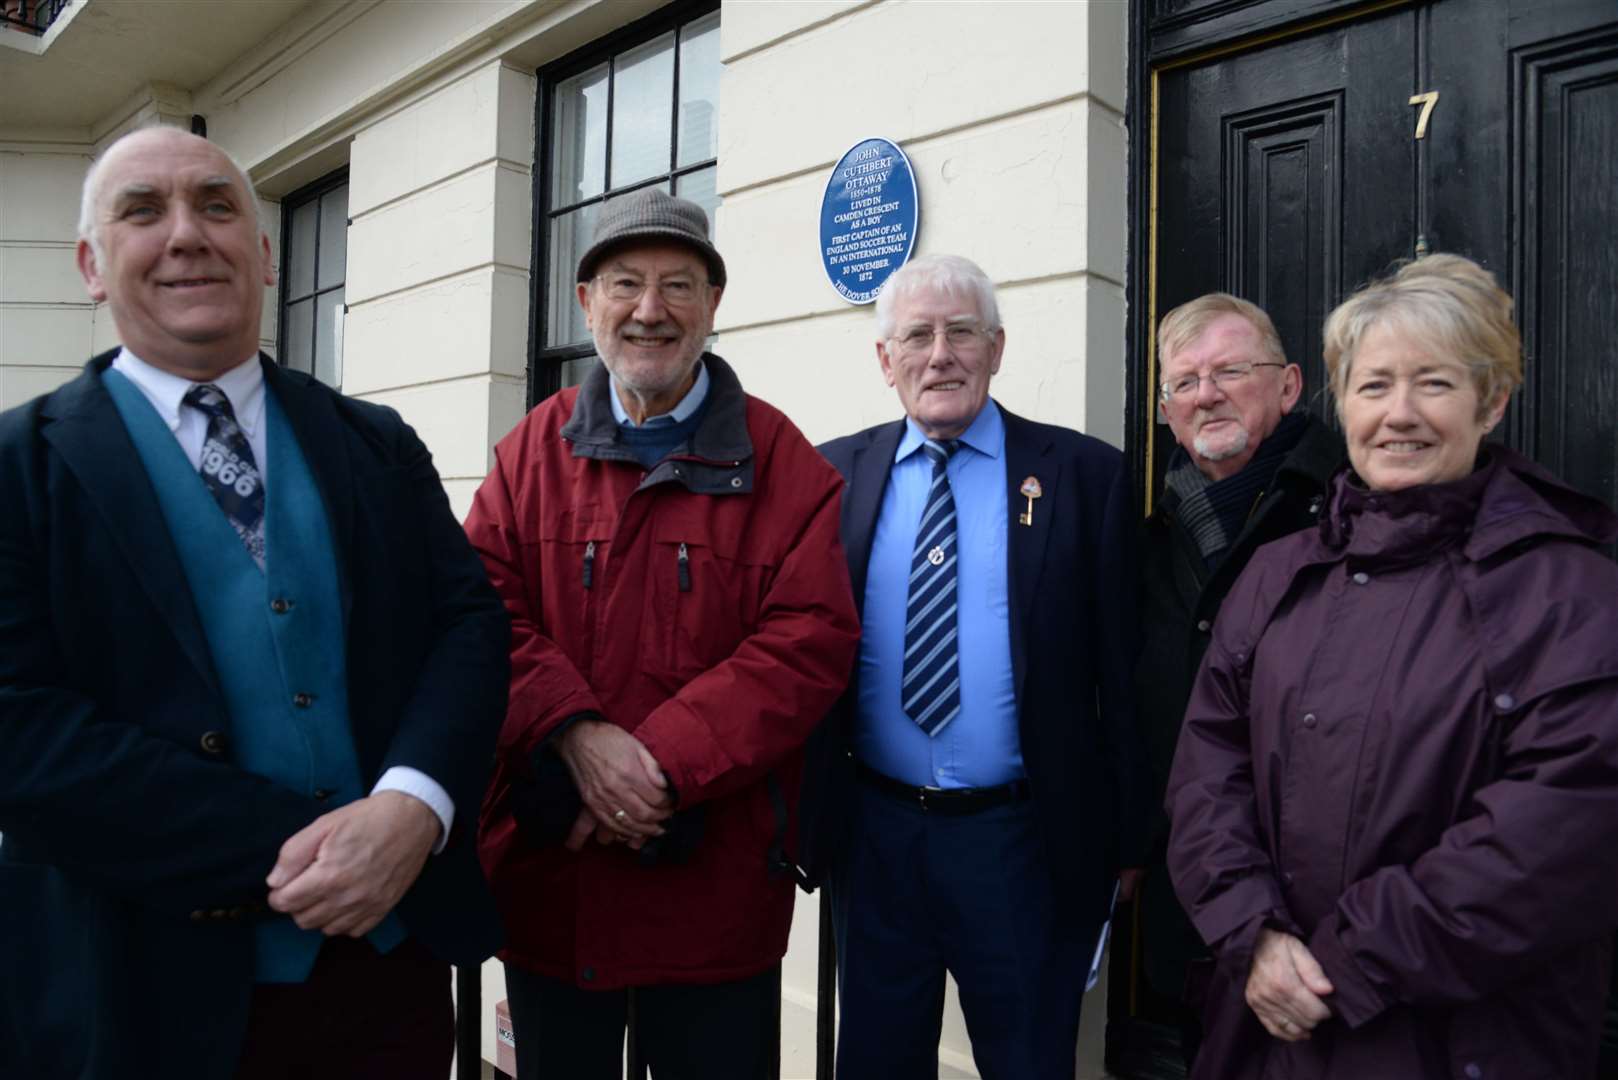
[874,254,1001,339]
[1323,253,1522,421]
[77,127,263,261]
[1157,292,1287,373]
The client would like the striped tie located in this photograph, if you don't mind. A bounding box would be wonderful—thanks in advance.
[902,440,961,736]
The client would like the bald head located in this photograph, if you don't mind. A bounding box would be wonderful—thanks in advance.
[79,128,262,262]
[75,125,276,379]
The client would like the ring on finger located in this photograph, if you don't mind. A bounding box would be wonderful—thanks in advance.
[613,808,629,824]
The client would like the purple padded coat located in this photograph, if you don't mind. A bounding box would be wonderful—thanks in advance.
[1167,447,1618,1079]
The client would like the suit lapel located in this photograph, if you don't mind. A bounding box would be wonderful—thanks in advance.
[262,359,355,623]
[1001,406,1058,707]
[42,358,219,691]
[843,420,905,612]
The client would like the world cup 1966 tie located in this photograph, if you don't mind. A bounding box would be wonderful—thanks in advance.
[901,439,961,736]
[183,383,266,569]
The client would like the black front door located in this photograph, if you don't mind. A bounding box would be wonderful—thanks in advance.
[1133,0,1618,522]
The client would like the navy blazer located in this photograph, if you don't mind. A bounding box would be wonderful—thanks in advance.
[800,402,1150,926]
[0,352,509,1079]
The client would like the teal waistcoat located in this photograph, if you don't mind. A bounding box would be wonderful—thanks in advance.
[104,369,404,982]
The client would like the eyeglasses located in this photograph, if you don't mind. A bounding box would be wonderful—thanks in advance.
[890,324,995,357]
[1159,361,1285,404]
[593,273,709,307]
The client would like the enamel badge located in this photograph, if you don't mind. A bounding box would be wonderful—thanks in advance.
[1019,476,1043,526]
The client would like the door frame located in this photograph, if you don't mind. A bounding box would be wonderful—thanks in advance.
[1125,0,1413,516]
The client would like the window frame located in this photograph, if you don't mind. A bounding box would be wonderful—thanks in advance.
[275,167,350,385]
[526,0,721,408]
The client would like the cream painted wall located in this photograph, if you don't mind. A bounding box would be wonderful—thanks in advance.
[714,1,1131,1075]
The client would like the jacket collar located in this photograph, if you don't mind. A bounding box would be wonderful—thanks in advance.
[562,352,753,465]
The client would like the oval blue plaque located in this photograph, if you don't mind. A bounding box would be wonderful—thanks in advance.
[819,137,919,305]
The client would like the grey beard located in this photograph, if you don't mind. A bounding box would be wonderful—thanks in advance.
[1193,424,1250,462]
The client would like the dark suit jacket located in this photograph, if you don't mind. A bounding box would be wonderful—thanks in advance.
[0,352,509,1079]
[800,402,1150,927]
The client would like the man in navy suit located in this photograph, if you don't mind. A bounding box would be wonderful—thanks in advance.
[806,254,1149,1079]
[0,127,508,1079]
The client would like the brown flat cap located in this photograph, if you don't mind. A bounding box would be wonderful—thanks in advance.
[576,187,727,288]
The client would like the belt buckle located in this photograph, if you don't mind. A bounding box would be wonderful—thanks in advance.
[919,785,945,812]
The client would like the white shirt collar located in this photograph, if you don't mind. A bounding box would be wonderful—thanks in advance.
[609,358,710,428]
[111,347,265,436]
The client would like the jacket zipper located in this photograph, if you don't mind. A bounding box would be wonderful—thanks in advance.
[677,542,691,592]
[582,540,596,590]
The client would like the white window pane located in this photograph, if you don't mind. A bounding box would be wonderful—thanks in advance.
[674,167,719,232]
[552,62,608,206]
[677,12,720,168]
[610,32,675,190]
[315,289,345,388]
[317,186,348,287]
[546,203,601,348]
[283,299,313,374]
[287,200,317,298]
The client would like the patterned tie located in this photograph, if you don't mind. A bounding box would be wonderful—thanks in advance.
[902,440,961,736]
[183,384,266,569]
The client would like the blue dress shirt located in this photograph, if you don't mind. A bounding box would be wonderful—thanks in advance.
[854,400,1023,788]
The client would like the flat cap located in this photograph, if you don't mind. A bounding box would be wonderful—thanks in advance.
[576,187,727,288]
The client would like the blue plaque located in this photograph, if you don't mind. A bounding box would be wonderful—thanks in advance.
[819,137,919,305]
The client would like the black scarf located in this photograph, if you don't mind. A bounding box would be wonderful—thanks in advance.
[1164,410,1309,568]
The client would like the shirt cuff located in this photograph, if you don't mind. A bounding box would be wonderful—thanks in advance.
[372,766,454,854]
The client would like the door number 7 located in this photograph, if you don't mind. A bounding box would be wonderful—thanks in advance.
[1409,91,1440,140]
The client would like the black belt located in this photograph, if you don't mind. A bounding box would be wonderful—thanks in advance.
[857,762,1031,815]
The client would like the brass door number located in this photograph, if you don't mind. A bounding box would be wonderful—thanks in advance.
[1409,91,1440,140]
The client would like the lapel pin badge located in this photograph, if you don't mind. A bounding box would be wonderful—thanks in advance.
[1019,476,1043,526]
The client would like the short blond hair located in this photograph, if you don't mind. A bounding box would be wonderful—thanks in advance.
[1156,292,1286,383]
[1323,254,1522,419]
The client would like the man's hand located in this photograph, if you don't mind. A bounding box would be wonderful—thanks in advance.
[265,791,440,937]
[556,719,672,842]
[1245,927,1334,1041]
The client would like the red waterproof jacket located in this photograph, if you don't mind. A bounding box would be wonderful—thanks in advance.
[1168,447,1618,1079]
[467,355,858,988]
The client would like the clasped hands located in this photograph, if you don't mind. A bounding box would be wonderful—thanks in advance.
[1246,927,1335,1042]
[265,790,440,937]
[556,718,673,851]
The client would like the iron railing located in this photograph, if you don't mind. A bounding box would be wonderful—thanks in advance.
[1,0,71,35]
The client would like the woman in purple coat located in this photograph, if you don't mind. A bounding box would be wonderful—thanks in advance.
[1166,254,1618,1079]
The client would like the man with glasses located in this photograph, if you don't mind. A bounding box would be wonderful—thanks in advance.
[1123,293,1341,1072]
[465,187,859,1079]
[805,254,1149,1078]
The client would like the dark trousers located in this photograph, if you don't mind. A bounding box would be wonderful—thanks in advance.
[233,936,453,1080]
[830,782,1095,1080]
[503,962,777,1080]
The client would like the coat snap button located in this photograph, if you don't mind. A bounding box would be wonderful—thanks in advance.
[1302,713,1318,728]
[730,476,742,488]
[1493,693,1516,711]
[1463,1065,1482,1079]
[1196,619,1211,632]
[293,692,314,708]
[199,731,228,755]
[1352,572,1370,585]
[269,597,292,614]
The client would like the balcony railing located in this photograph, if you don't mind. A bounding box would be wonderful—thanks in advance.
[1,0,71,35]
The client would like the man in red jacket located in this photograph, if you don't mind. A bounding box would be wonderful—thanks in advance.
[465,188,860,1080]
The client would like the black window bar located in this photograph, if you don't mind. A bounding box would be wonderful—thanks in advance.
[1,0,72,34]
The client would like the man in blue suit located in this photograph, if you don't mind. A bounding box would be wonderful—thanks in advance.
[806,254,1149,1079]
[0,127,508,1079]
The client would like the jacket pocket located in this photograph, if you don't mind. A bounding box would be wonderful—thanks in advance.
[649,523,770,680]
[0,860,100,1076]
